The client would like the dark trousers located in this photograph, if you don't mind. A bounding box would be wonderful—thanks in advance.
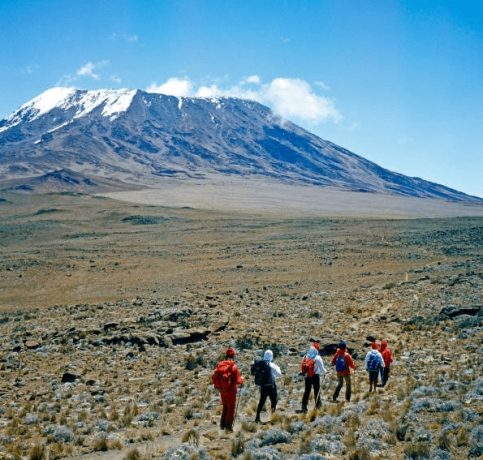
[333,374,351,402]
[302,375,321,410]
[256,385,277,420]
[380,367,390,386]
[368,370,379,391]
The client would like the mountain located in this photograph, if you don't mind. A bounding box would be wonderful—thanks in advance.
[0,87,480,202]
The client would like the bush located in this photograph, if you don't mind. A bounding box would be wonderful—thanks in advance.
[181,429,199,447]
[124,449,142,460]
[348,447,371,460]
[232,432,246,456]
[259,429,291,447]
[122,215,168,225]
[29,444,46,460]
[403,442,430,459]
[184,353,205,370]
[92,435,109,451]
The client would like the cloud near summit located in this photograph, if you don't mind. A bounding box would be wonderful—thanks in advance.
[146,76,340,124]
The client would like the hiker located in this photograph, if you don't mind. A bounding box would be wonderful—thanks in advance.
[212,347,244,431]
[251,349,282,423]
[365,342,384,392]
[300,344,327,412]
[378,339,393,387]
[331,341,356,402]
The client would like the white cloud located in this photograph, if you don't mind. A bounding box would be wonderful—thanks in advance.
[145,76,340,124]
[146,77,193,97]
[243,75,261,85]
[110,33,139,43]
[263,78,340,123]
[76,61,109,80]
[110,75,122,84]
[77,62,99,80]
[22,64,39,75]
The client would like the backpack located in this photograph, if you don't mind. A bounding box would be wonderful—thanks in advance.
[367,352,381,371]
[251,360,274,386]
[335,354,348,372]
[212,360,235,392]
[301,357,316,378]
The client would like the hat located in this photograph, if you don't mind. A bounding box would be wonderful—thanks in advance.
[307,346,318,359]
[371,342,378,350]
[264,350,273,362]
[338,341,347,349]
[226,348,236,358]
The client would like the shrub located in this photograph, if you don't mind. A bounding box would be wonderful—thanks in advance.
[181,428,199,447]
[92,435,109,451]
[347,447,371,460]
[232,432,246,456]
[403,442,430,459]
[124,449,142,460]
[29,444,46,460]
[258,429,291,447]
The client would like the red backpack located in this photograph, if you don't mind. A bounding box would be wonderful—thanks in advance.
[301,357,316,378]
[212,360,235,392]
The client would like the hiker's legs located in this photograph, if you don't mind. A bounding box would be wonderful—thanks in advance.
[382,367,390,386]
[301,377,312,411]
[333,374,344,401]
[256,387,269,422]
[313,375,321,408]
[220,403,227,429]
[345,374,352,401]
[221,390,237,430]
[368,370,378,392]
[268,385,278,412]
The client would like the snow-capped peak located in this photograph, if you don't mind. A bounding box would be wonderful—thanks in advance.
[0,87,137,133]
[22,87,78,118]
[74,89,138,119]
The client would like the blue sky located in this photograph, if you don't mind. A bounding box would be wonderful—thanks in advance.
[1,0,482,197]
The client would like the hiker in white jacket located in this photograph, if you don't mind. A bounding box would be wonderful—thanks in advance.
[255,349,281,423]
[301,344,327,412]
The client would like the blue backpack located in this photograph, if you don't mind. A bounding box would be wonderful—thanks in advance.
[367,352,381,371]
[335,355,347,372]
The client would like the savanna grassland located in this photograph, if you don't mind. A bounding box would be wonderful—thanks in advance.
[0,192,481,459]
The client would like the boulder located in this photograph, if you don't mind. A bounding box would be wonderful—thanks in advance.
[211,318,229,332]
[440,305,481,319]
[24,340,41,349]
[167,328,210,345]
[103,321,119,331]
[61,371,81,383]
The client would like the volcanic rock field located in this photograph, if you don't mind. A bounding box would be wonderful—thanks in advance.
[0,192,481,459]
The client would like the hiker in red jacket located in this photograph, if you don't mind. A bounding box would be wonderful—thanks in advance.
[212,347,244,431]
[378,339,393,387]
[331,341,356,402]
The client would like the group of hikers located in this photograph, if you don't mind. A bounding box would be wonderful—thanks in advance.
[212,339,393,431]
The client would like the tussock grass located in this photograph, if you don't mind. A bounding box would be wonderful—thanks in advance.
[181,428,200,447]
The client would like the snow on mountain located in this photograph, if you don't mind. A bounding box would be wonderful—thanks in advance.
[0,87,137,133]
[0,87,481,203]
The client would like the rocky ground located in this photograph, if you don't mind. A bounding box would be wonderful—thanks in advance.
[0,192,481,459]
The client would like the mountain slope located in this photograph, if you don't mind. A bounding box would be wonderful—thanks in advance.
[0,87,480,202]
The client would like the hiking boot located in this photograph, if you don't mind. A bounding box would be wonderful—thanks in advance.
[255,416,261,423]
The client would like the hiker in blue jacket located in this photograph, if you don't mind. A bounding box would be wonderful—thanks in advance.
[365,342,385,392]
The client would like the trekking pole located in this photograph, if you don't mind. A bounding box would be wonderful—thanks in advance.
[314,375,325,409]
[233,384,243,426]
[352,369,357,394]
